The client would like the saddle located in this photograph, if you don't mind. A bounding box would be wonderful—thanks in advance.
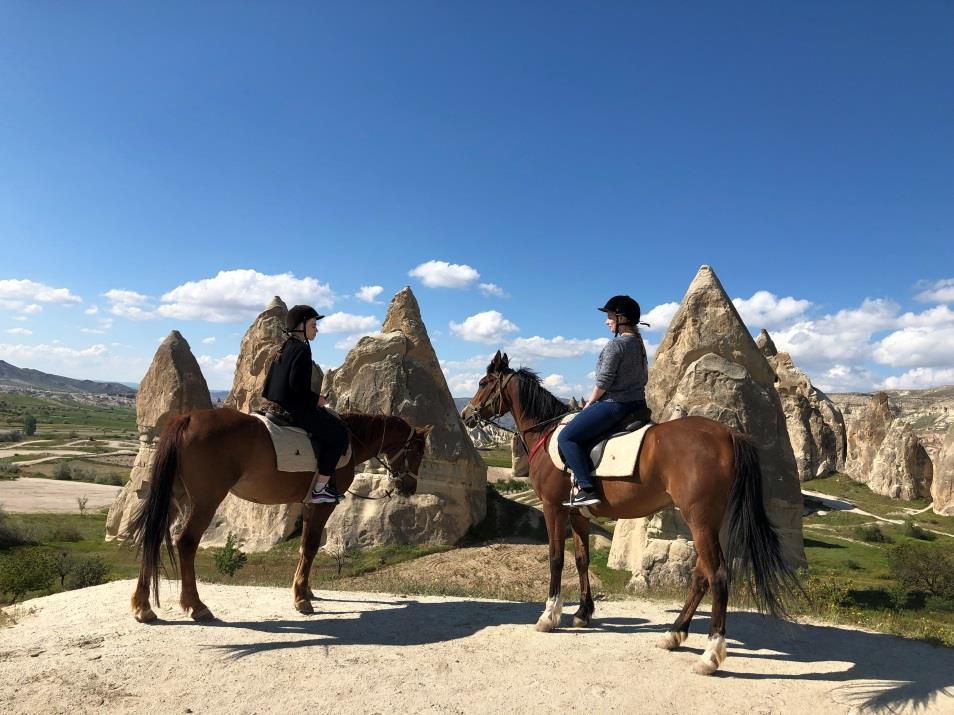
[547,405,654,478]
[252,411,352,473]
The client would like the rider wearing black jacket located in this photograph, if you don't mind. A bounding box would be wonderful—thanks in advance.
[263,305,348,504]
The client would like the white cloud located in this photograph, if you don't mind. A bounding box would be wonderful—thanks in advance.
[641,302,679,332]
[541,373,585,398]
[733,291,812,330]
[450,311,519,343]
[504,335,607,359]
[408,260,480,289]
[914,278,954,304]
[80,328,106,335]
[202,337,216,344]
[355,285,384,303]
[5,328,32,336]
[11,316,27,322]
[197,354,239,389]
[445,372,483,396]
[334,334,365,351]
[873,327,954,368]
[813,364,882,393]
[84,305,99,315]
[479,282,508,298]
[879,367,954,390]
[0,341,148,382]
[896,304,954,328]
[156,269,335,323]
[318,312,379,334]
[104,289,156,321]
[0,279,82,314]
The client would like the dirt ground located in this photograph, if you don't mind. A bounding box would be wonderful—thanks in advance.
[0,477,120,514]
[2,580,953,714]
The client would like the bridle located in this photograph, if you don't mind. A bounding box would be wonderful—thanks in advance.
[346,423,422,501]
[468,371,570,451]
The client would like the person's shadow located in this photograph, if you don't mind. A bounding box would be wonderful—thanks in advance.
[156,598,953,712]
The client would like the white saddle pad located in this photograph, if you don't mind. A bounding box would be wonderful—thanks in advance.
[251,412,352,473]
[547,413,652,478]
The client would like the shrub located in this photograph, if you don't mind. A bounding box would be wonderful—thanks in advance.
[0,548,56,602]
[64,556,109,590]
[888,541,954,601]
[49,525,83,543]
[212,532,247,578]
[903,520,936,541]
[0,462,20,481]
[854,524,892,543]
[493,478,531,493]
[95,473,124,487]
[0,429,21,443]
[77,496,88,516]
[0,507,36,549]
[22,414,37,436]
[53,462,72,481]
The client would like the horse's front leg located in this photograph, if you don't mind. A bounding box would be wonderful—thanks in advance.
[292,501,335,614]
[536,503,569,632]
[569,512,595,627]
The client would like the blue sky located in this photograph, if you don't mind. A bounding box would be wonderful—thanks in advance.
[2,2,952,394]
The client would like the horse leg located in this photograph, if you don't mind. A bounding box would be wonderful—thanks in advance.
[657,565,708,651]
[689,529,729,675]
[536,504,568,632]
[131,569,157,623]
[177,503,218,621]
[569,512,595,627]
[292,503,335,613]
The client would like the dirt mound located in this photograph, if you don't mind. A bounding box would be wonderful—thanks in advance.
[3,581,954,713]
[339,543,600,601]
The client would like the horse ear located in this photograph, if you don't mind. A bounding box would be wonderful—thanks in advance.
[501,352,510,367]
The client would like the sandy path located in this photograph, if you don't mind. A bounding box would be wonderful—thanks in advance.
[0,477,120,513]
[2,581,952,714]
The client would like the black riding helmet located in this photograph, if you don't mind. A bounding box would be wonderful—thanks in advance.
[598,295,641,325]
[285,305,324,332]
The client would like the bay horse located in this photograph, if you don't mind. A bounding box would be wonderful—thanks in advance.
[129,408,432,623]
[462,351,799,675]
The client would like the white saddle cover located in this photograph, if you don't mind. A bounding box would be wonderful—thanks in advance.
[547,413,652,478]
[251,412,352,473]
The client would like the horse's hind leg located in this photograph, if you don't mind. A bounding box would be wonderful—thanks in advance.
[688,528,729,675]
[131,570,156,623]
[536,503,568,632]
[177,503,218,621]
[569,512,595,627]
[657,565,708,651]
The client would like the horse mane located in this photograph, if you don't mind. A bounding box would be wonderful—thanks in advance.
[514,368,569,425]
[339,412,410,439]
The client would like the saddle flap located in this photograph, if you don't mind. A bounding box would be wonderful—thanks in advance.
[548,414,653,479]
[251,412,352,473]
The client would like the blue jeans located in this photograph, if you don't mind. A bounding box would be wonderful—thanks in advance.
[557,400,640,490]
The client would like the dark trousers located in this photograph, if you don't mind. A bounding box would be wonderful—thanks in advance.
[557,400,641,490]
[290,406,349,476]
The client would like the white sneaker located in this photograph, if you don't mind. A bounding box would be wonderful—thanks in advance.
[306,484,341,504]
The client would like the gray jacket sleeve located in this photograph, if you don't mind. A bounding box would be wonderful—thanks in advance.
[594,342,622,390]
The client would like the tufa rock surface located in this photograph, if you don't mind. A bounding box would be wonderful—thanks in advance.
[932,424,954,515]
[845,393,895,480]
[323,287,487,548]
[105,332,213,541]
[611,266,805,591]
[758,330,847,480]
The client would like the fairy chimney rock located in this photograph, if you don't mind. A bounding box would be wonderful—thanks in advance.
[756,329,778,358]
[324,287,487,547]
[106,331,212,540]
[611,266,805,590]
[845,393,895,481]
[647,265,776,416]
[932,424,954,516]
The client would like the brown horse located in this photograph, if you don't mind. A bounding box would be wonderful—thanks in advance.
[462,351,799,675]
[129,408,432,623]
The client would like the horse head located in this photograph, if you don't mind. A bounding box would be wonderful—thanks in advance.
[461,350,514,428]
[385,422,433,497]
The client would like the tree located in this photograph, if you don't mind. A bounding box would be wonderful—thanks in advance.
[212,532,247,578]
[888,542,954,601]
[21,414,37,437]
[0,548,56,603]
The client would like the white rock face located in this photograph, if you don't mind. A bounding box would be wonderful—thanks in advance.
[933,424,954,515]
[757,330,847,481]
[610,266,805,590]
[105,331,213,541]
[868,424,933,501]
[323,287,487,548]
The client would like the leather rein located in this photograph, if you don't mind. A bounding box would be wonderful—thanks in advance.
[345,424,420,501]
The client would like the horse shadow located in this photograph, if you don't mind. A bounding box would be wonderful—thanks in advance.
[680,609,954,713]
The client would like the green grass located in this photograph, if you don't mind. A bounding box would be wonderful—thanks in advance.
[0,391,136,435]
[477,446,512,468]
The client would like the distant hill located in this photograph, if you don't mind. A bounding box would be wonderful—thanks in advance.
[0,360,136,398]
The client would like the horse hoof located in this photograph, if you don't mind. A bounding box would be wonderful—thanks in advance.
[693,636,727,675]
[535,618,556,632]
[191,606,215,622]
[295,600,315,615]
[572,616,591,628]
[134,608,157,623]
[692,656,719,675]
[657,631,687,650]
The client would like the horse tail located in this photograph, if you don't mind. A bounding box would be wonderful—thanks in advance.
[724,432,800,619]
[130,414,190,607]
